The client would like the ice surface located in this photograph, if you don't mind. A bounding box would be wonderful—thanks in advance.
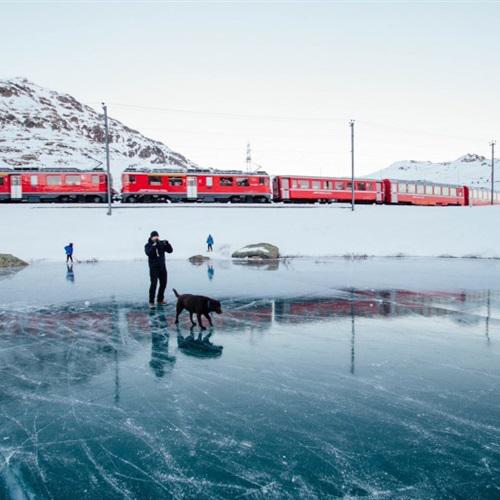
[1,260,500,498]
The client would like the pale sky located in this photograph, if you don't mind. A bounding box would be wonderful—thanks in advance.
[2,1,500,176]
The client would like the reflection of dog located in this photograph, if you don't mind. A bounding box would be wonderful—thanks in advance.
[173,289,222,329]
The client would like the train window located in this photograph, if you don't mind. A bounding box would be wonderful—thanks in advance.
[237,177,250,187]
[128,175,136,184]
[450,188,457,197]
[281,178,289,189]
[66,175,81,185]
[416,184,424,194]
[442,186,449,196]
[312,180,321,189]
[149,176,162,186]
[434,186,441,195]
[425,185,433,195]
[259,177,266,185]
[92,175,100,184]
[30,175,38,186]
[47,175,62,186]
[0,176,4,186]
[291,179,298,188]
[346,181,353,190]
[169,177,183,186]
[325,180,332,189]
[376,182,381,191]
[399,184,407,193]
[358,182,366,191]
[206,176,213,187]
[220,177,233,186]
[335,181,344,190]
[407,184,415,194]
[299,179,310,188]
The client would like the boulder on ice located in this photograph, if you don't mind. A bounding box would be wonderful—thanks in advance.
[188,255,211,264]
[0,254,28,267]
[231,243,280,260]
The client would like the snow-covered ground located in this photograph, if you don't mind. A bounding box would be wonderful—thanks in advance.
[1,203,500,261]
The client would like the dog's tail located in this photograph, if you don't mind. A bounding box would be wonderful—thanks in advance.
[173,288,180,297]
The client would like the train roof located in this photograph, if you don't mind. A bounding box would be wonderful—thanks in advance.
[276,174,379,181]
[3,167,105,173]
[124,167,268,175]
[386,178,464,188]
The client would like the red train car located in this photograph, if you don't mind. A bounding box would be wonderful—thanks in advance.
[273,175,384,203]
[121,168,272,203]
[0,167,109,203]
[0,168,12,201]
[382,179,465,206]
[464,186,500,206]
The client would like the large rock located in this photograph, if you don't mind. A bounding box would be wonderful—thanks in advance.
[231,243,280,260]
[0,254,28,267]
[188,254,210,264]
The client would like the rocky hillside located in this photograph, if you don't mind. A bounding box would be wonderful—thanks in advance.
[368,154,497,189]
[0,77,196,184]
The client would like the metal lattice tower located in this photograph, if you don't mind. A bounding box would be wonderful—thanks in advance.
[246,143,251,173]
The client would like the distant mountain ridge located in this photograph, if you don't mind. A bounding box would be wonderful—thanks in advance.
[368,154,498,189]
[0,77,196,184]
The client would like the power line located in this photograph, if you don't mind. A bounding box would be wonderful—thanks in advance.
[86,101,347,123]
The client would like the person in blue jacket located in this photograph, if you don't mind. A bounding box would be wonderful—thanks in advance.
[64,243,74,263]
[206,234,214,252]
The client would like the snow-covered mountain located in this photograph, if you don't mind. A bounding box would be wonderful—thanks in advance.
[0,77,196,185]
[368,154,497,189]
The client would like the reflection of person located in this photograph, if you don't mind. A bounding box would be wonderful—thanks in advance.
[66,263,75,283]
[206,234,214,252]
[144,231,173,309]
[149,310,175,377]
[64,243,74,263]
[207,264,214,281]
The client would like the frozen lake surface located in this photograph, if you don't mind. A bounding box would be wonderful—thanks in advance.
[1,259,500,498]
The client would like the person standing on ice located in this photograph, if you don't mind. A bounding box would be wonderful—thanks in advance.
[64,243,74,263]
[206,234,214,252]
[145,231,173,308]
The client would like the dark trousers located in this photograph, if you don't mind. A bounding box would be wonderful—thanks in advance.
[66,254,73,263]
[207,244,213,252]
[149,266,167,303]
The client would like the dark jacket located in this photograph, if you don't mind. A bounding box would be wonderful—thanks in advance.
[145,239,173,268]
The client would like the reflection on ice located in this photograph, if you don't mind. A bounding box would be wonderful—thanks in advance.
[1,262,500,497]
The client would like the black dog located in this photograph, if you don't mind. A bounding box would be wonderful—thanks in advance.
[173,289,222,329]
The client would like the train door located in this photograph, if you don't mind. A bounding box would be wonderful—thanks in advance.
[281,178,290,200]
[391,182,398,203]
[10,174,22,200]
[376,182,383,203]
[186,176,197,199]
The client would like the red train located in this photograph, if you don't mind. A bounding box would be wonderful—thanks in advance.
[1,165,499,207]
[121,169,500,207]
[0,167,110,203]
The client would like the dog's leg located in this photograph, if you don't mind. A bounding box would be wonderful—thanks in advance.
[175,303,183,324]
[197,314,206,330]
[205,313,213,327]
[189,312,196,326]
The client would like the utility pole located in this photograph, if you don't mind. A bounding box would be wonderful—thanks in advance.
[102,102,112,216]
[490,140,496,206]
[350,120,355,211]
[246,143,251,173]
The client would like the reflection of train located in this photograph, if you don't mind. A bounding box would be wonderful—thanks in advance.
[1,165,499,206]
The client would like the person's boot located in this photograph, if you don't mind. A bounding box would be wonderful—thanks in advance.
[149,302,155,309]
[157,300,166,305]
